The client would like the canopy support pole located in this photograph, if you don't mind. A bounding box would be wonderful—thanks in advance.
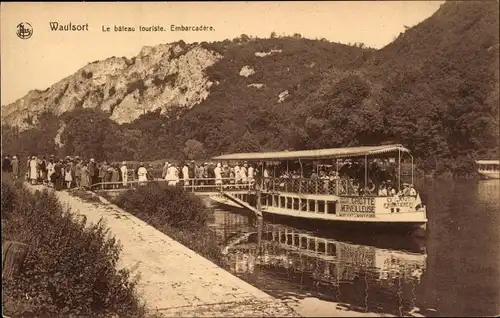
[398,149,401,192]
[410,154,414,185]
[364,154,368,189]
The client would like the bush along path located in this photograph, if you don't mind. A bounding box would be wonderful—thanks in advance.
[1,179,146,318]
[25,183,299,317]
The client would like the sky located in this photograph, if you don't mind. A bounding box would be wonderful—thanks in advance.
[0,1,444,106]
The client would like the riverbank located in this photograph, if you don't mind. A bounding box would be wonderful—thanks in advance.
[26,184,298,317]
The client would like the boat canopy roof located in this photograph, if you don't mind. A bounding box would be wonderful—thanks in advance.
[212,144,410,162]
[476,160,500,165]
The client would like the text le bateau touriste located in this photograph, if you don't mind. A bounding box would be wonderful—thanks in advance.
[49,22,215,32]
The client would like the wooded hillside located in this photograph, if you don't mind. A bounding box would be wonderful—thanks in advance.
[2,1,498,176]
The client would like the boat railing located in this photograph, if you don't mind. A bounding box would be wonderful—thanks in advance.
[262,177,358,196]
[478,165,499,172]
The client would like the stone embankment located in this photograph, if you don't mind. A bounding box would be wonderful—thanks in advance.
[27,185,299,317]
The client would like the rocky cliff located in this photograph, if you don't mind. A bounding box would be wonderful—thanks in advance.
[1,42,222,130]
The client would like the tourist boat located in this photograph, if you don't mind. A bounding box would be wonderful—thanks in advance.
[476,160,500,179]
[209,144,428,237]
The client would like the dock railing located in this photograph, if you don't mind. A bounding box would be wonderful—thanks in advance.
[89,176,360,196]
[89,177,255,192]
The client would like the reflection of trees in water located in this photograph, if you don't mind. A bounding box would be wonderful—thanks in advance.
[225,226,427,316]
[477,180,500,204]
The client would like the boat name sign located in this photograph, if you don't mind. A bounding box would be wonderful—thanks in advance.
[338,197,376,218]
[382,196,413,209]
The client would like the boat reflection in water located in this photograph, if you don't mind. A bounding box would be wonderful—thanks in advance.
[211,209,428,317]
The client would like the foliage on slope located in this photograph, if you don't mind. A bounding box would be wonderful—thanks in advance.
[1,178,145,317]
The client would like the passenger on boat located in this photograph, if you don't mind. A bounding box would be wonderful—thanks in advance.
[400,183,410,196]
[387,183,397,196]
[247,164,254,184]
[364,180,376,195]
[378,183,388,196]
[351,179,360,196]
[240,164,248,184]
[263,166,270,190]
[409,184,417,196]
[221,164,228,185]
[229,168,236,185]
[234,163,241,185]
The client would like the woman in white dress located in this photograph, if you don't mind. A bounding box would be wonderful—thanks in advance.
[165,164,178,186]
[46,159,55,186]
[214,163,223,188]
[29,156,38,184]
[64,165,73,189]
[120,161,128,187]
[182,163,190,187]
[240,164,248,185]
[137,163,148,185]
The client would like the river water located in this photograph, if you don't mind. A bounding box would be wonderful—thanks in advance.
[207,179,500,317]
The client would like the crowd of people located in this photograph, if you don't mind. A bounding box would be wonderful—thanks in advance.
[1,154,416,196]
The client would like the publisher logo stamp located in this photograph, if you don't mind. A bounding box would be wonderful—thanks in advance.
[17,22,33,40]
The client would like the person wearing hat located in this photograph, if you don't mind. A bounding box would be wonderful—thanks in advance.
[401,183,410,196]
[214,162,223,188]
[195,163,204,186]
[74,158,82,188]
[162,162,169,179]
[240,163,248,185]
[234,163,241,187]
[51,159,62,190]
[409,184,417,196]
[378,182,388,196]
[2,155,12,175]
[387,183,396,196]
[29,156,38,184]
[202,163,209,185]
[11,155,19,180]
[137,162,148,184]
[181,162,189,187]
[80,160,90,189]
[88,158,97,186]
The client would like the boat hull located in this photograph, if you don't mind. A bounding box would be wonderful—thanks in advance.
[478,170,500,179]
[209,195,427,237]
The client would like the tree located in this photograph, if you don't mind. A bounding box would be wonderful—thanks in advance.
[227,131,261,153]
[183,139,206,160]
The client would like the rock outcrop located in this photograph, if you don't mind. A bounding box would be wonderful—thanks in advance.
[1,42,222,130]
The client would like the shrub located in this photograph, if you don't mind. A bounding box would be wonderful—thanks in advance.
[1,180,146,317]
[114,182,210,229]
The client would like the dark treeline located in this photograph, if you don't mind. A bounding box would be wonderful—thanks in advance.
[1,1,498,176]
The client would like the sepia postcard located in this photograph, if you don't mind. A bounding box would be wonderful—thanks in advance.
[1,2,499,317]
